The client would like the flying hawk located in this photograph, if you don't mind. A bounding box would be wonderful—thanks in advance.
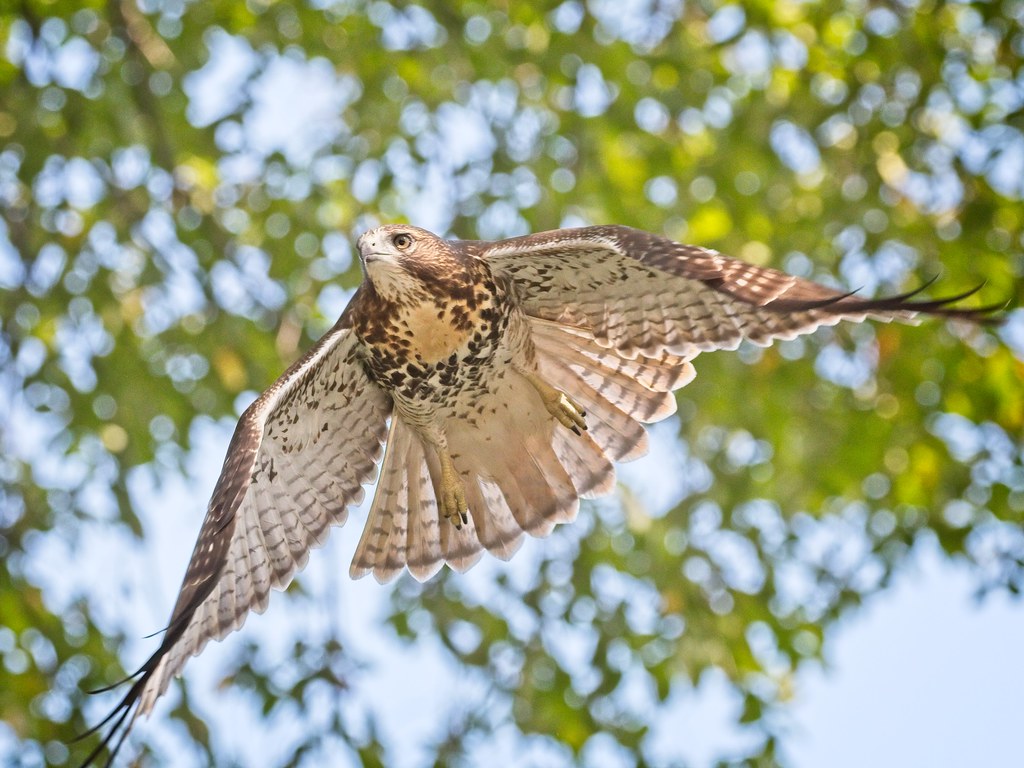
[78,224,998,765]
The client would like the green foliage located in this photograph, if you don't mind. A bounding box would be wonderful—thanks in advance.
[1,0,1022,765]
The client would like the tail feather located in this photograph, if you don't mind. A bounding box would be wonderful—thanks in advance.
[448,375,580,536]
[463,476,524,561]
[435,454,485,574]
[408,443,448,581]
[512,426,582,529]
[550,425,616,500]
[350,418,413,583]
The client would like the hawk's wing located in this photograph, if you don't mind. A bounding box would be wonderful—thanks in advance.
[481,225,995,357]
[80,309,391,766]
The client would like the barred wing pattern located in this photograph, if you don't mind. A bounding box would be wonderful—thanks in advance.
[482,225,992,357]
[81,316,391,767]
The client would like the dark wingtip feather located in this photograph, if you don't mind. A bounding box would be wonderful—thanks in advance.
[85,667,146,696]
[73,523,228,765]
[771,279,1007,326]
[76,704,134,767]
[142,624,170,641]
[72,677,141,768]
[72,643,169,767]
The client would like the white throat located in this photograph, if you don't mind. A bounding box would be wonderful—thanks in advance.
[366,260,429,303]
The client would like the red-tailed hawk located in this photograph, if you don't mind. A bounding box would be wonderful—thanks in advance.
[78,224,998,765]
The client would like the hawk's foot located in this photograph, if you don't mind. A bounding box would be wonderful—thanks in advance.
[524,372,588,436]
[438,451,469,528]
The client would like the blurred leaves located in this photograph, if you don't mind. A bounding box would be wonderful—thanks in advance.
[1,0,1022,766]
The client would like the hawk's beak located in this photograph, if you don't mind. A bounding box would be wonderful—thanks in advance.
[362,251,397,266]
[357,234,394,266]
[357,233,373,260]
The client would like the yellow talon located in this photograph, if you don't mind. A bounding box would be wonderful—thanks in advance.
[524,372,588,435]
[438,451,468,528]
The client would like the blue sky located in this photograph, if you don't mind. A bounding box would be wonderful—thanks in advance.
[789,542,1024,768]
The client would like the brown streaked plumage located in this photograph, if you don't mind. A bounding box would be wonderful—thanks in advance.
[79,224,1001,765]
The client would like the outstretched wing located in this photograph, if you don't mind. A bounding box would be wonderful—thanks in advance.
[79,309,391,766]
[481,225,998,357]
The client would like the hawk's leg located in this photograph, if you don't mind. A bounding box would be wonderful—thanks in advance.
[522,371,588,436]
[436,448,469,529]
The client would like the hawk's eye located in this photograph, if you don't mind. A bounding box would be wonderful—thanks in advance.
[392,233,413,250]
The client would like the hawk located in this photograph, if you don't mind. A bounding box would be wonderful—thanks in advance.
[79,224,998,765]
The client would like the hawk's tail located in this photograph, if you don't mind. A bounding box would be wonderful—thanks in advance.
[349,319,695,583]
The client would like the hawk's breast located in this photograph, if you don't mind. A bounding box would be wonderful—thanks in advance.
[353,270,519,406]
[399,303,474,365]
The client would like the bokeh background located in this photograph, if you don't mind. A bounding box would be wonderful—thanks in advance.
[2,1,1023,766]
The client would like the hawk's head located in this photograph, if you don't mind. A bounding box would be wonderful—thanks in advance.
[357,225,465,300]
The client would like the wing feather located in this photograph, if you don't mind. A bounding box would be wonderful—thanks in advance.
[482,225,998,357]
[80,314,391,766]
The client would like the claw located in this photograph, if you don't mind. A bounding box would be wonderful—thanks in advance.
[556,391,588,432]
[523,372,588,436]
[438,451,468,528]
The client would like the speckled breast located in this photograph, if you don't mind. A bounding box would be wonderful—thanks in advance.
[355,273,523,411]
